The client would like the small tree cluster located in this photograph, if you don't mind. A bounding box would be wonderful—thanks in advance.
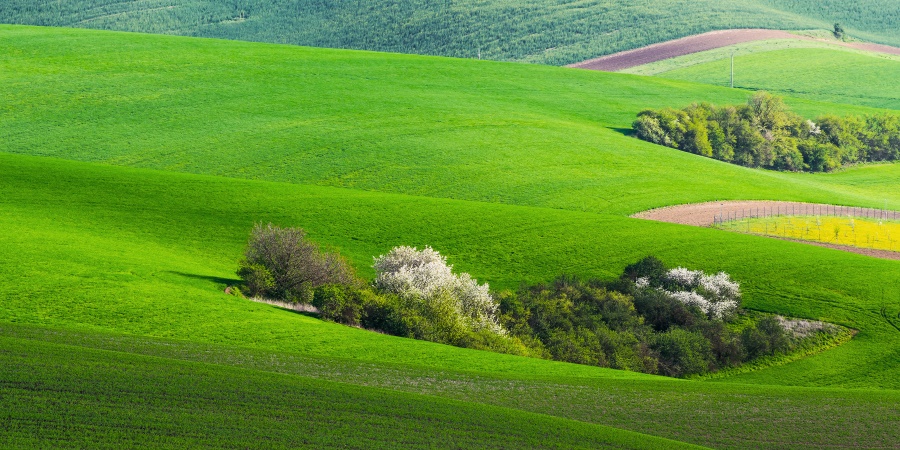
[633,92,900,172]
[235,230,840,379]
[237,223,359,302]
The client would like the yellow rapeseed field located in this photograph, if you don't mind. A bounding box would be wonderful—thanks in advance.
[718,216,900,252]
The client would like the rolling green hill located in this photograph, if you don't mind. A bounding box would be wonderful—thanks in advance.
[656,47,900,110]
[2,25,900,448]
[2,153,900,448]
[3,25,900,216]
[2,1,900,64]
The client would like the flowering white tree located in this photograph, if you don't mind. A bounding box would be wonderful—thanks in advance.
[373,246,505,335]
[636,267,741,320]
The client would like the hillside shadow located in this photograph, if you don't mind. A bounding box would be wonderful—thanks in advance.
[608,127,634,136]
[167,271,240,286]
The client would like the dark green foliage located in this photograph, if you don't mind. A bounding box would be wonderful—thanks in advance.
[238,223,359,301]
[632,288,702,332]
[633,92,900,172]
[312,284,364,325]
[622,256,668,286]
[741,316,792,359]
[652,328,714,377]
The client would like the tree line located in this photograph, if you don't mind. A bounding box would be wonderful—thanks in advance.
[235,224,844,378]
[633,92,900,172]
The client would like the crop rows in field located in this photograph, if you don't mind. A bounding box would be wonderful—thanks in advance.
[3,0,900,64]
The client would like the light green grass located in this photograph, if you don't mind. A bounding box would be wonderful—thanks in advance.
[623,37,897,76]
[2,152,899,391]
[658,47,900,109]
[3,25,900,217]
[2,1,900,64]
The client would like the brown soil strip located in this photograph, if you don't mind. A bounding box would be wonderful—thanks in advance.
[568,29,900,72]
[632,200,900,261]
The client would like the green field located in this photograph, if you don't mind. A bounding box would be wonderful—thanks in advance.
[657,47,900,110]
[3,0,900,64]
[622,35,897,76]
[2,25,900,448]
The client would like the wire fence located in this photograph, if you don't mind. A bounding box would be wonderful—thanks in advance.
[713,204,900,226]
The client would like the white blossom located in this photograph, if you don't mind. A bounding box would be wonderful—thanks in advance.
[635,277,650,289]
[697,272,741,303]
[660,267,741,320]
[373,246,505,335]
[807,119,822,135]
[666,267,702,288]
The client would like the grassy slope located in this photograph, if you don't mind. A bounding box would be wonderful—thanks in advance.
[5,323,900,450]
[2,152,899,390]
[3,26,900,447]
[3,25,900,217]
[621,36,897,76]
[657,47,900,110]
[3,334,707,450]
[2,0,900,65]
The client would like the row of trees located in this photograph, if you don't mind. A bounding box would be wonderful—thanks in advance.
[236,224,841,378]
[633,92,900,172]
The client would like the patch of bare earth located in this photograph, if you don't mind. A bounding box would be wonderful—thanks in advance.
[569,29,900,72]
[632,200,900,261]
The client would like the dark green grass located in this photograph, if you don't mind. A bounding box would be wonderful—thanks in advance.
[659,48,900,110]
[3,323,898,449]
[2,152,899,392]
[1,333,705,450]
[2,0,900,64]
[2,25,900,217]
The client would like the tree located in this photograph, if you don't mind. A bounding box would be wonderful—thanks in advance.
[237,223,359,301]
[833,23,845,39]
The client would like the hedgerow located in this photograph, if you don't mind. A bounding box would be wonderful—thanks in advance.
[633,92,900,172]
[236,228,844,378]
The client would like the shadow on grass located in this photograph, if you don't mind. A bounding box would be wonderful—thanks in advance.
[167,271,240,286]
[608,127,635,136]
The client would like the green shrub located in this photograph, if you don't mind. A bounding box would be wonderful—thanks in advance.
[652,328,714,377]
[312,284,364,326]
[237,223,360,301]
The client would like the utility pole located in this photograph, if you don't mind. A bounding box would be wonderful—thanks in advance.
[730,52,734,88]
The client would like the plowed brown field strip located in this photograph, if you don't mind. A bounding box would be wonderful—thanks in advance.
[569,29,900,72]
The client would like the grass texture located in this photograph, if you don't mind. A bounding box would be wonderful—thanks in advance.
[3,0,900,65]
[3,25,900,217]
[2,26,900,448]
[658,47,900,110]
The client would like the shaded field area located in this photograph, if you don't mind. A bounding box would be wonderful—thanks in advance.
[570,29,900,71]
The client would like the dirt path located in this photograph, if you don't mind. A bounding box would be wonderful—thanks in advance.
[568,29,900,72]
[632,200,900,261]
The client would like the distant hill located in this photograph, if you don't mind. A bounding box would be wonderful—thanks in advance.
[3,0,900,65]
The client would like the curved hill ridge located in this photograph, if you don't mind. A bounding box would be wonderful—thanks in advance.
[3,1,900,65]
[569,29,900,71]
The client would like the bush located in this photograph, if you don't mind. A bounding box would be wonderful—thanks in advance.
[312,284,364,326]
[237,223,359,301]
[373,246,504,336]
[652,328,714,377]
